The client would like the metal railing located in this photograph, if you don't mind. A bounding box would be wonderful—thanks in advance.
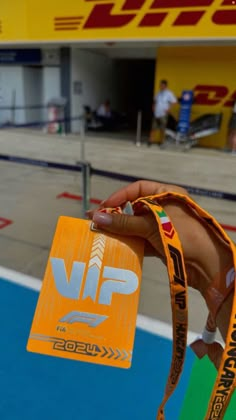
[0,105,235,209]
[0,152,235,220]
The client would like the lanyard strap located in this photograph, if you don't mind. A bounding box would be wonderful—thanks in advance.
[133,195,188,420]
[132,192,236,420]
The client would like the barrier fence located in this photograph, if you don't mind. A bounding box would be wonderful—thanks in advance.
[0,153,235,222]
[0,105,235,225]
[92,167,236,202]
[0,107,143,146]
[0,115,84,129]
[0,101,85,138]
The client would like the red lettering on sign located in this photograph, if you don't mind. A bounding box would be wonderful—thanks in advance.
[173,11,205,25]
[224,90,236,107]
[151,0,213,8]
[212,10,236,24]
[0,218,12,229]
[84,4,136,28]
[193,85,229,105]
[122,0,146,10]
[83,0,236,29]
[139,12,167,26]
[221,0,236,4]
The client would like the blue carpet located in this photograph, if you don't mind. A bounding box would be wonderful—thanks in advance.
[0,278,195,420]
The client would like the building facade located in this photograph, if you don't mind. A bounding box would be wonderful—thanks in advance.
[1,0,236,146]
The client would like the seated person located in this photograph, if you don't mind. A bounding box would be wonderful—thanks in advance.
[96,100,115,130]
[97,100,112,119]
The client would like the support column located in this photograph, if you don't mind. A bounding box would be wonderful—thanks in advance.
[60,47,71,133]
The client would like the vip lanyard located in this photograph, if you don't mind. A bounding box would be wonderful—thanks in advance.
[132,192,236,420]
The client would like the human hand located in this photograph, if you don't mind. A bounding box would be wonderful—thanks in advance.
[88,180,231,292]
[87,180,233,341]
[87,180,193,260]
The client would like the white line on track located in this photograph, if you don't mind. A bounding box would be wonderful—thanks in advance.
[0,265,199,344]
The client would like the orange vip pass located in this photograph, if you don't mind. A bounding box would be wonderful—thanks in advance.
[27,216,144,368]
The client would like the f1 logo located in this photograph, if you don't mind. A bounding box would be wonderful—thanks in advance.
[50,257,139,306]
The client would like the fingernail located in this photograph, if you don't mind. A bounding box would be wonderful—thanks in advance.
[93,212,112,226]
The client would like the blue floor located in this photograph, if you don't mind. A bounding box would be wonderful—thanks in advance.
[0,278,195,420]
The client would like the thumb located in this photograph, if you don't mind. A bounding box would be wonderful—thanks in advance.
[92,211,154,240]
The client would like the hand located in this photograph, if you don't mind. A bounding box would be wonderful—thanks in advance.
[88,181,188,259]
[87,180,233,342]
[88,181,229,276]
[88,180,233,342]
[88,180,226,275]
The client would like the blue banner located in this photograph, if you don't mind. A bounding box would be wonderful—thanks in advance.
[177,90,194,135]
[0,49,42,64]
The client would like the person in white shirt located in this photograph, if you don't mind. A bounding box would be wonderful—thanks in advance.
[148,79,177,146]
[97,100,112,118]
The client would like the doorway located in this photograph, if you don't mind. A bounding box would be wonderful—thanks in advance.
[113,59,156,133]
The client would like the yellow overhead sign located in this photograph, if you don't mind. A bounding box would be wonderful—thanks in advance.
[1,0,236,43]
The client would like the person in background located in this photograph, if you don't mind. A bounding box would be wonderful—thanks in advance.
[97,99,112,119]
[227,100,236,155]
[148,79,177,147]
[96,99,115,131]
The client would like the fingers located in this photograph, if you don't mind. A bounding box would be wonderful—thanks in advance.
[101,181,159,208]
[87,180,189,260]
[86,181,189,219]
[86,181,157,218]
[86,209,94,219]
[92,211,164,257]
[101,180,188,208]
[190,339,223,370]
[92,211,151,238]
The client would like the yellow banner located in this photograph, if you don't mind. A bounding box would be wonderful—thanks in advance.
[1,0,27,41]
[155,46,236,148]
[1,0,236,42]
